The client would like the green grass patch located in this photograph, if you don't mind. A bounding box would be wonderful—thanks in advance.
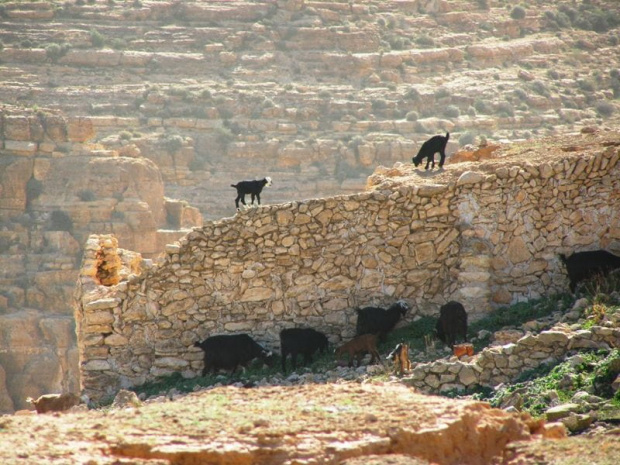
[482,349,620,417]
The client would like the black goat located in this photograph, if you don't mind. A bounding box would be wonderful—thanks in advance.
[560,250,620,292]
[231,177,272,209]
[280,327,328,373]
[435,301,468,348]
[355,300,410,341]
[412,132,450,170]
[193,334,273,376]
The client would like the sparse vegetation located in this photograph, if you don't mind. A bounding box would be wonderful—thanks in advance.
[77,189,96,202]
[90,29,105,48]
[510,6,526,20]
[48,210,73,232]
[159,133,184,154]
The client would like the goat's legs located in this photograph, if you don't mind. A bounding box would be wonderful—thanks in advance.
[439,149,446,167]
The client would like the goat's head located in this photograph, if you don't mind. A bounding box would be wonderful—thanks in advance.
[394,300,410,315]
[264,176,273,187]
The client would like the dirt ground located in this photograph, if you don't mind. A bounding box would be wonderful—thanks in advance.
[1,381,619,465]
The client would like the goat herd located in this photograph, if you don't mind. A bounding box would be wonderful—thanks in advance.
[192,300,469,378]
[223,132,620,379]
[193,248,620,379]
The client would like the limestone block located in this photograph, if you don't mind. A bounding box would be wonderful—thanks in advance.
[240,287,274,302]
[507,236,532,264]
[153,357,189,369]
[4,140,37,155]
[85,298,120,312]
[3,116,31,140]
[83,360,111,371]
[66,117,95,143]
[458,366,478,386]
[537,331,569,347]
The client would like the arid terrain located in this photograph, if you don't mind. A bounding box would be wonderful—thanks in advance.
[1,0,620,462]
[1,380,619,465]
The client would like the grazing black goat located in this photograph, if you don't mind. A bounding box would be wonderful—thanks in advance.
[412,132,450,170]
[231,177,272,209]
[560,250,620,292]
[280,327,328,373]
[193,334,273,376]
[435,301,468,348]
[355,300,410,341]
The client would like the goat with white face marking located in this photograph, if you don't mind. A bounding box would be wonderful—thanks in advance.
[231,177,272,209]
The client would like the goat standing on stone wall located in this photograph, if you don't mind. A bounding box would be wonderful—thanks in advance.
[231,177,272,210]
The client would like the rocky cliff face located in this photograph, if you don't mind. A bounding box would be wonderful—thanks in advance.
[0,115,199,411]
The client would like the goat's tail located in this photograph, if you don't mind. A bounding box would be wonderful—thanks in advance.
[230,184,237,188]
[445,132,450,140]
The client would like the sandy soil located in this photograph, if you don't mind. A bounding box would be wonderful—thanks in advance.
[1,380,619,465]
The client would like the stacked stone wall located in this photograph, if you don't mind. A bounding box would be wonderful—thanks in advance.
[405,325,620,393]
[75,148,620,401]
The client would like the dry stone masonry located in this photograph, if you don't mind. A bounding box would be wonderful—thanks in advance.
[75,140,620,401]
[405,325,620,394]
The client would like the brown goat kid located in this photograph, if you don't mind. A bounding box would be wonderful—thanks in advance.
[27,393,81,414]
[335,334,383,367]
[387,342,411,376]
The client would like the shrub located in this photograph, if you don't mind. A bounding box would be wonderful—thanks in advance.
[372,99,388,111]
[77,190,96,202]
[160,134,184,154]
[444,105,460,118]
[529,80,550,97]
[49,211,73,232]
[414,34,434,47]
[45,43,70,62]
[119,131,132,141]
[513,88,528,101]
[577,78,596,92]
[405,111,419,122]
[458,131,476,146]
[474,99,489,113]
[546,69,560,80]
[404,87,421,101]
[110,38,127,50]
[434,87,451,99]
[595,101,615,117]
[496,101,515,117]
[510,6,526,20]
[90,29,105,48]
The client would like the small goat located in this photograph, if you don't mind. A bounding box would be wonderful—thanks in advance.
[335,334,383,367]
[387,342,411,376]
[231,177,272,209]
[27,393,81,414]
[412,132,450,170]
[355,300,410,341]
[435,301,468,348]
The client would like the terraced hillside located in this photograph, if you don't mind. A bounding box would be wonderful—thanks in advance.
[0,0,619,412]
